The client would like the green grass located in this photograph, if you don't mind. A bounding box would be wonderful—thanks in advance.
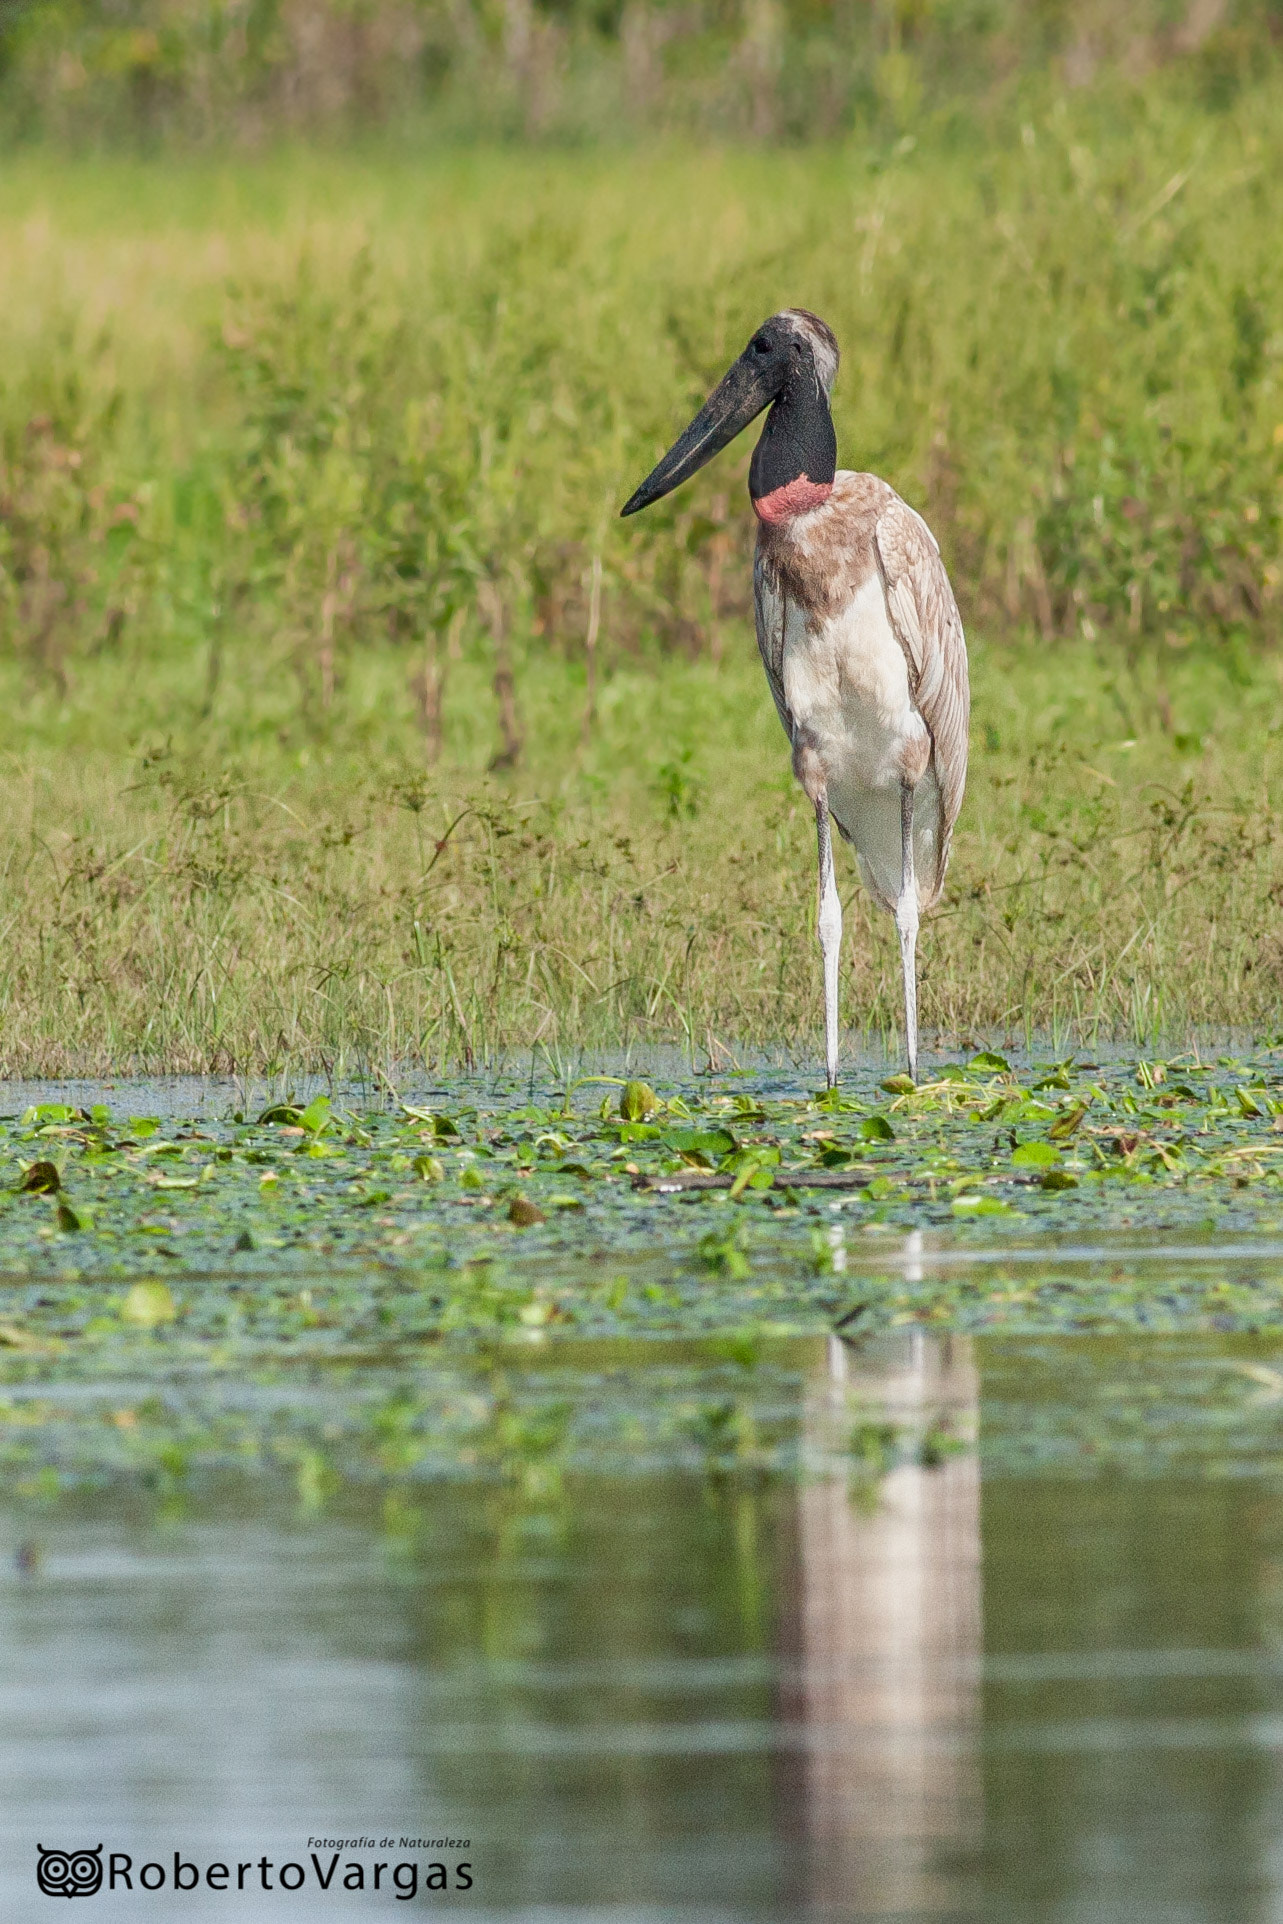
[0,632,1278,1073]
[0,93,1281,1072]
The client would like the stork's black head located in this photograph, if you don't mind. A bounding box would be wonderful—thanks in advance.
[620,310,839,520]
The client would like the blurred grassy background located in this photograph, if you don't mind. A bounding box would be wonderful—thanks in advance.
[0,55,1281,1071]
[0,0,1276,143]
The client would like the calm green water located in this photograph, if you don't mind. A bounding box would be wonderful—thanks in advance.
[5,1330,1283,1922]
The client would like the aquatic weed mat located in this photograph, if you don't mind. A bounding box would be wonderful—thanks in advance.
[6,1048,1283,1498]
[6,1048,1283,1305]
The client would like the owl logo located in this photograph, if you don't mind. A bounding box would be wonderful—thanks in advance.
[36,1845,104,1898]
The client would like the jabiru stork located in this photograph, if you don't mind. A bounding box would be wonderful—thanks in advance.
[621,309,969,1086]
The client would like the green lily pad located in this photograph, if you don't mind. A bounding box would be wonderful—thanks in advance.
[1012,1139,1060,1168]
[952,1193,1014,1216]
[663,1128,737,1157]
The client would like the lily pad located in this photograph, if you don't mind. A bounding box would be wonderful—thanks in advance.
[663,1128,737,1157]
[1012,1140,1060,1168]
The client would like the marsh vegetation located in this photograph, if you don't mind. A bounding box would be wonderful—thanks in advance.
[1,71,1282,1072]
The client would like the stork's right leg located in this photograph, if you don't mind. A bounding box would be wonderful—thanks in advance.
[815,793,842,1089]
[896,779,920,1084]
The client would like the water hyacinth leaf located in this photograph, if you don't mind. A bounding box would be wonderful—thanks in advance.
[812,1086,863,1111]
[663,1128,737,1157]
[865,1176,906,1201]
[880,1075,915,1095]
[508,1197,546,1227]
[257,1104,302,1126]
[412,1154,445,1182]
[1048,1105,1089,1140]
[969,1052,1011,1072]
[858,1116,895,1142]
[298,1095,332,1135]
[1012,1140,1060,1168]
[399,1103,459,1138]
[620,1081,659,1122]
[121,1282,177,1327]
[1236,1088,1266,1118]
[128,1118,161,1138]
[22,1104,77,1126]
[952,1193,1014,1215]
[1040,1169,1080,1190]
[722,1146,780,1176]
[56,1199,83,1231]
[728,1160,774,1199]
[19,1161,60,1193]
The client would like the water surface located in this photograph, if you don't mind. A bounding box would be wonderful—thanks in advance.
[5,1330,1283,1921]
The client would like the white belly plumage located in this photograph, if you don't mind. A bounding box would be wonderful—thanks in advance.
[780,570,939,911]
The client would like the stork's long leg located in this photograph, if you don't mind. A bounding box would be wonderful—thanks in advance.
[896,779,920,1083]
[815,793,842,1089]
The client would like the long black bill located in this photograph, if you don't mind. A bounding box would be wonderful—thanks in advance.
[620,352,780,517]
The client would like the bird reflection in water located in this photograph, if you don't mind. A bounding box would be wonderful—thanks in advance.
[776,1327,981,1919]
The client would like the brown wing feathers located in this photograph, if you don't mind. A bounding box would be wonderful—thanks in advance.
[873,498,971,904]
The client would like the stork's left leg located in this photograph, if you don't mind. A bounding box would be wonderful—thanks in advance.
[896,779,920,1083]
[815,793,842,1089]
